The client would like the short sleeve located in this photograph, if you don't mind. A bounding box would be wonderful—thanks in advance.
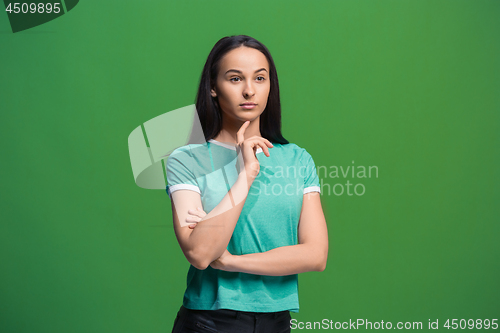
[165,147,201,198]
[301,149,321,195]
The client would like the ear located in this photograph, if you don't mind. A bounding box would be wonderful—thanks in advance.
[210,88,217,97]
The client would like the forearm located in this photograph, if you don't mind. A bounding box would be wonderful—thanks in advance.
[224,243,327,276]
[186,172,254,267]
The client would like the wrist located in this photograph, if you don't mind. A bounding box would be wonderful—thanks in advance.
[238,169,256,189]
[223,253,238,272]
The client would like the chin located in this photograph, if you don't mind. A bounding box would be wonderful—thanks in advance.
[239,113,260,122]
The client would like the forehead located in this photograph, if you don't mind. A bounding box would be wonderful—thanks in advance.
[218,46,269,73]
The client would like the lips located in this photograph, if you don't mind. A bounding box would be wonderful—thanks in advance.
[240,103,257,109]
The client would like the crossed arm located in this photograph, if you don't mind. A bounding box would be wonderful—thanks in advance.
[171,183,328,276]
[209,192,328,276]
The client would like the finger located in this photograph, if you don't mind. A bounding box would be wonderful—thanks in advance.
[188,223,197,229]
[246,138,271,157]
[257,141,271,157]
[236,121,250,144]
[187,212,203,220]
[249,136,274,149]
[197,207,207,217]
[188,209,204,218]
[249,136,274,148]
[186,216,202,223]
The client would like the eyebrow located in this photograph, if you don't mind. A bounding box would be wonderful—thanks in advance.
[224,68,268,75]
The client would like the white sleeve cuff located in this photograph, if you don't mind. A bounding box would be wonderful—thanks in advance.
[304,186,321,194]
[167,184,201,197]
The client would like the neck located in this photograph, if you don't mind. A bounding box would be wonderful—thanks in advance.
[213,116,262,145]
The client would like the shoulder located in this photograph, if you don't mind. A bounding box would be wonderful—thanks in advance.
[169,143,193,156]
[273,142,313,160]
[169,142,208,158]
[166,143,207,169]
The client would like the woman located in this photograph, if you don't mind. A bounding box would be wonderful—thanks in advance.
[166,35,328,333]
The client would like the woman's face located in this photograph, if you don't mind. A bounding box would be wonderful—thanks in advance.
[211,46,270,124]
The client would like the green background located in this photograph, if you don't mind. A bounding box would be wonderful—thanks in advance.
[1,0,499,332]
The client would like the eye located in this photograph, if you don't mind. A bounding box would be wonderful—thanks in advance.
[256,76,266,81]
[230,77,241,82]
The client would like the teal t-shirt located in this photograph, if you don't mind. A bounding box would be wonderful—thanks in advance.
[165,139,321,313]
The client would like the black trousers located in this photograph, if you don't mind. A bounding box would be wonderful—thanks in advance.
[171,305,291,333]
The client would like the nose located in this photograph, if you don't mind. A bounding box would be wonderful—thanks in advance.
[242,81,255,98]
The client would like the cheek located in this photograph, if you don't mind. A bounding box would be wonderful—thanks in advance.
[258,84,270,101]
[216,89,238,114]
[218,85,239,103]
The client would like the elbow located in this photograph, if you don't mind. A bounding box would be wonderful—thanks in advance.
[186,248,213,271]
[191,259,209,271]
[316,258,327,272]
[188,255,210,270]
[315,250,328,272]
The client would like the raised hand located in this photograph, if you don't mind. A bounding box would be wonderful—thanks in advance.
[236,120,273,179]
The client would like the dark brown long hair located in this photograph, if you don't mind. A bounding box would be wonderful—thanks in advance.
[188,35,288,145]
